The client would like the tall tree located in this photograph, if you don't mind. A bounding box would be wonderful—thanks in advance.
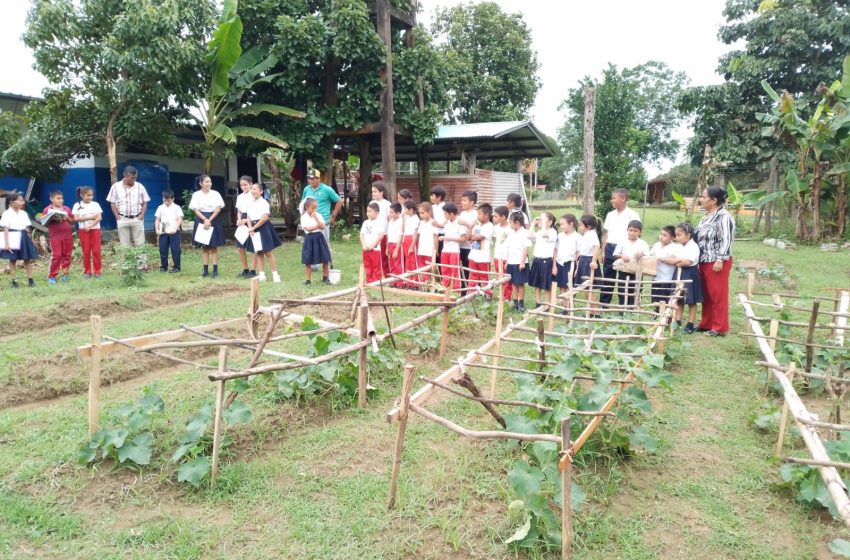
[23,0,216,182]
[431,1,540,123]
[679,0,850,167]
[560,62,688,216]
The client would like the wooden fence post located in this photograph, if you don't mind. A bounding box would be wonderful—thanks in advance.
[248,277,260,339]
[358,298,369,408]
[490,277,505,399]
[561,416,573,560]
[88,315,103,435]
[388,364,415,509]
[210,347,228,490]
[806,301,820,372]
[439,286,451,358]
[537,319,546,371]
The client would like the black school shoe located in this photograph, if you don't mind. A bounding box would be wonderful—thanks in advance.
[11,279,19,288]
[683,322,695,334]
[706,330,726,337]
[160,267,168,272]
[169,268,180,273]
[322,277,332,285]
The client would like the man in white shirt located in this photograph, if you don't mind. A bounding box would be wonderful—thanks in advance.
[600,188,639,305]
[107,166,151,248]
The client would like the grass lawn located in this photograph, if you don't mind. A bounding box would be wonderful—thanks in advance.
[0,208,848,559]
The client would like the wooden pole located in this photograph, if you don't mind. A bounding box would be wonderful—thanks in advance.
[561,416,572,560]
[210,347,228,490]
[835,291,849,346]
[388,364,415,509]
[548,283,557,332]
[88,315,103,435]
[745,274,755,345]
[358,296,369,408]
[768,320,779,353]
[806,301,820,372]
[439,286,451,358]
[490,273,505,399]
[537,319,546,372]
[376,0,397,200]
[582,86,596,216]
[775,364,796,456]
[248,277,260,339]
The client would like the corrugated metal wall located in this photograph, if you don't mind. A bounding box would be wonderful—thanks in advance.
[394,169,524,207]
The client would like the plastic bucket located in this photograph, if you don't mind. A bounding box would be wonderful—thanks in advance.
[328,269,341,284]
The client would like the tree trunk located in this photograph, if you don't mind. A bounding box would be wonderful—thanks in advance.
[323,54,339,184]
[376,0,397,200]
[765,156,777,236]
[417,146,431,200]
[812,162,821,241]
[106,111,120,184]
[582,86,596,215]
[838,172,847,238]
[359,139,373,221]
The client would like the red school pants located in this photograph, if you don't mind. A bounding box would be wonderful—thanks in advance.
[363,249,383,283]
[416,254,432,284]
[494,259,512,300]
[49,237,73,278]
[78,229,102,275]
[698,258,732,334]
[440,251,461,291]
[402,235,416,285]
[387,242,403,285]
[469,260,491,295]
[380,237,389,277]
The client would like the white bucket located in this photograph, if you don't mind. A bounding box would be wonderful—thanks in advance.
[328,269,341,284]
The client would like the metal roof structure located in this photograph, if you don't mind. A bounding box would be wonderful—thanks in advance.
[355,120,557,162]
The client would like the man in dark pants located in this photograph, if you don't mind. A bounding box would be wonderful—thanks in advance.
[600,188,639,306]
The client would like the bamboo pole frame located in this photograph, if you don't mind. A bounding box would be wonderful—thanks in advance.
[738,294,850,528]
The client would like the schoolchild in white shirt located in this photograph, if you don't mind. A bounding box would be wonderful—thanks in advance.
[505,213,532,312]
[0,193,37,287]
[612,219,650,306]
[468,203,494,299]
[386,203,405,283]
[234,175,254,277]
[650,225,680,306]
[154,189,183,273]
[576,214,602,315]
[438,203,466,291]
[527,211,558,308]
[553,214,581,294]
[72,186,104,278]
[401,200,420,286]
[458,190,479,290]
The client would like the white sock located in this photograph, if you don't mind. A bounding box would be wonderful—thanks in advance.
[258,271,267,282]
[272,271,281,283]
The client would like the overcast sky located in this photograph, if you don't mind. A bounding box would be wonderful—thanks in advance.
[0,0,734,175]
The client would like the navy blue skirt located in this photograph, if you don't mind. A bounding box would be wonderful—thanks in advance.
[235,212,248,249]
[247,220,282,254]
[679,266,703,305]
[576,255,597,286]
[193,211,225,248]
[555,261,575,289]
[302,233,331,265]
[528,257,554,290]
[0,230,38,261]
[506,263,528,286]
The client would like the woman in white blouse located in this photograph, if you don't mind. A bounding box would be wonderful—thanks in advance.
[189,174,226,278]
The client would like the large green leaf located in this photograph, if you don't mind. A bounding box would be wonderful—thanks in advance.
[223,400,252,425]
[116,432,154,465]
[211,123,236,144]
[230,103,306,120]
[507,460,543,496]
[208,14,243,98]
[228,126,290,149]
[761,79,781,103]
[826,162,850,176]
[177,456,211,487]
[842,55,850,96]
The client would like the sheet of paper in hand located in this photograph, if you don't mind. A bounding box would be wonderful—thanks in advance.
[250,232,263,252]
[234,225,250,245]
[194,224,213,245]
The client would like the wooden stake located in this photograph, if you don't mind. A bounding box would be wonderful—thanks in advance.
[806,301,820,372]
[548,284,557,332]
[358,297,369,408]
[561,416,572,560]
[210,347,228,490]
[490,275,505,399]
[248,277,260,339]
[439,286,451,358]
[388,364,415,509]
[768,320,779,353]
[88,315,103,436]
[775,364,796,456]
[836,291,849,346]
[658,302,667,354]
[537,319,546,372]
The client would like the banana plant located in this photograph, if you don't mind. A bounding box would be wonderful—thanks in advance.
[192,0,305,173]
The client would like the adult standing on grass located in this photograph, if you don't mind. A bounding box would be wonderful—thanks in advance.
[300,169,342,259]
[694,186,735,336]
[600,188,639,306]
[107,166,150,249]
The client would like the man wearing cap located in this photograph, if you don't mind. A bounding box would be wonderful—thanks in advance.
[300,169,342,257]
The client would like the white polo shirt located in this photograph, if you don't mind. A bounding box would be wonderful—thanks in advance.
[603,206,640,247]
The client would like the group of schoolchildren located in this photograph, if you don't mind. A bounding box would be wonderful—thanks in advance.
[354,187,704,326]
[0,173,286,287]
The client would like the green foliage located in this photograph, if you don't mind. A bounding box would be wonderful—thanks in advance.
[172,397,251,487]
[680,0,850,167]
[830,539,850,558]
[748,401,781,432]
[78,388,164,467]
[116,246,154,286]
[777,435,850,518]
[431,1,539,123]
[401,319,441,356]
[559,62,688,216]
[21,0,217,180]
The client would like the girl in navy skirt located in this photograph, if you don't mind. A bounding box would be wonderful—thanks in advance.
[235,175,254,278]
[0,193,37,287]
[504,212,531,312]
[300,197,331,285]
[576,214,602,314]
[527,211,557,308]
[246,183,282,283]
[553,214,581,293]
[674,222,704,333]
[189,173,226,278]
